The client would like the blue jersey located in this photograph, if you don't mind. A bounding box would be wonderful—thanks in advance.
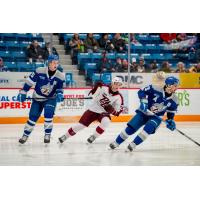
[23,67,65,100]
[137,84,179,117]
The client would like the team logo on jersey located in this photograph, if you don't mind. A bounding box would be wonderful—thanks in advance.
[40,81,57,96]
[99,94,110,107]
[150,103,166,113]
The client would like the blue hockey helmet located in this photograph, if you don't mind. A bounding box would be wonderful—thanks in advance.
[48,54,59,62]
[165,76,179,86]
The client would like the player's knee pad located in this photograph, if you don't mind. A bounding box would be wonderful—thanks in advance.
[100,117,110,130]
[126,125,136,135]
[29,115,39,122]
[44,105,56,118]
[144,120,158,134]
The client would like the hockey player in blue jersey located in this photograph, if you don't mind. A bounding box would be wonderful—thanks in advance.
[109,76,179,151]
[17,54,65,144]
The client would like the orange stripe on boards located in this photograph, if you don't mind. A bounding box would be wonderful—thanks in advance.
[1,115,200,124]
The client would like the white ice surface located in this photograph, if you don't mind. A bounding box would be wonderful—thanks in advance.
[0,122,200,166]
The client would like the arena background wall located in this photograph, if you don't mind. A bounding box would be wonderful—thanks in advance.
[0,87,199,124]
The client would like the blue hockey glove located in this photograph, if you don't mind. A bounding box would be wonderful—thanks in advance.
[56,93,64,103]
[166,119,176,131]
[139,99,148,112]
[17,91,27,102]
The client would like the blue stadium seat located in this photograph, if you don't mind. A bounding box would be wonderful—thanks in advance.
[101,73,111,84]
[92,73,101,85]
[116,53,127,60]
[1,33,16,41]
[17,62,35,72]
[79,33,87,40]
[145,44,158,53]
[93,34,101,40]
[11,51,26,62]
[130,53,139,61]
[5,41,20,51]
[35,62,45,68]
[16,33,32,42]
[19,42,30,50]
[78,53,92,70]
[149,35,161,44]
[4,62,17,71]
[91,53,103,63]
[0,41,7,51]
[84,63,98,79]
[0,51,11,61]
[141,53,152,60]
[151,54,165,61]
[131,44,145,53]
[105,53,116,62]
[64,34,74,42]
[137,34,151,44]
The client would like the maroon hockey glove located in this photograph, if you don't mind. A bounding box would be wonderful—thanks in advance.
[103,104,119,116]
[88,81,104,95]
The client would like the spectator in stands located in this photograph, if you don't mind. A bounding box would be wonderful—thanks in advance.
[176,33,187,42]
[115,58,128,72]
[149,60,159,73]
[26,40,44,63]
[43,42,58,61]
[0,57,9,72]
[175,62,187,73]
[137,57,148,72]
[160,33,177,44]
[100,51,115,72]
[121,59,128,72]
[130,33,140,44]
[189,63,200,73]
[121,33,129,43]
[112,33,126,53]
[84,33,99,53]
[194,47,200,62]
[98,34,115,53]
[130,57,138,72]
[160,61,173,73]
[69,33,84,65]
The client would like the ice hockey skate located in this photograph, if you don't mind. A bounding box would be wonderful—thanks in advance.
[58,134,67,143]
[127,142,136,152]
[109,141,119,149]
[19,135,29,144]
[87,135,96,143]
[44,135,51,143]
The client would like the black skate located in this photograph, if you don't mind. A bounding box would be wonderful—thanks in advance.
[44,135,50,143]
[127,143,136,152]
[19,135,28,144]
[87,135,96,143]
[109,142,119,149]
[58,135,67,143]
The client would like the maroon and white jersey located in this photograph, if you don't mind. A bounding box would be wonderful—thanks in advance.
[89,85,124,115]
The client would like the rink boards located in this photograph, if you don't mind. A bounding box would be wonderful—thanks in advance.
[0,88,200,124]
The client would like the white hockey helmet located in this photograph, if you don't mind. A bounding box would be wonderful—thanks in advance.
[112,77,123,85]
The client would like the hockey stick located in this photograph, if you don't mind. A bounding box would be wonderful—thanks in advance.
[147,110,200,147]
[25,97,93,100]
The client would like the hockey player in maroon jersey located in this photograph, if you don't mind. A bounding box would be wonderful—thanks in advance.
[58,77,124,144]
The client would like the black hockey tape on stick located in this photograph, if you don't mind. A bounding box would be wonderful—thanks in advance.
[147,110,200,147]
[25,97,93,100]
